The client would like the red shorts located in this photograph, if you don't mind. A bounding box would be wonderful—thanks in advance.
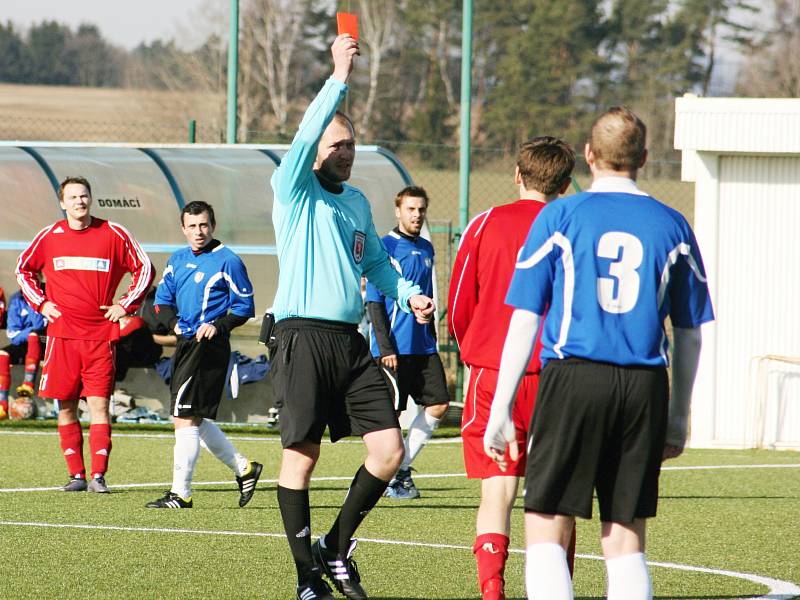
[39,338,116,401]
[461,366,538,478]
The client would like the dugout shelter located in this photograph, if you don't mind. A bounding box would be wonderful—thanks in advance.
[675,96,800,450]
[0,141,413,421]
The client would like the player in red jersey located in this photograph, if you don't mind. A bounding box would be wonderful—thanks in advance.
[16,176,154,493]
[447,137,575,600]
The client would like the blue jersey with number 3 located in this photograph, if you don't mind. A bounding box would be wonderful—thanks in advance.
[506,186,714,367]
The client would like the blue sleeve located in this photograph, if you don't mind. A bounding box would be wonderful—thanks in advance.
[6,294,44,344]
[668,226,715,328]
[271,78,348,206]
[154,260,177,307]
[505,215,555,316]
[226,256,256,318]
[361,224,421,313]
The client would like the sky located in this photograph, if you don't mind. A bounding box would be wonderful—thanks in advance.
[4,0,220,49]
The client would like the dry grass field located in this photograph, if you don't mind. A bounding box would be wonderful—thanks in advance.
[0,83,225,143]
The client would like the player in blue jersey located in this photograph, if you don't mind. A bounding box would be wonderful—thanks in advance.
[145,201,262,510]
[270,35,435,600]
[484,107,714,600]
[366,186,450,500]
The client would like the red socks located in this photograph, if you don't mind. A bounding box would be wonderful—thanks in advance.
[473,533,509,599]
[0,352,9,418]
[89,423,112,478]
[58,421,86,478]
[23,333,41,384]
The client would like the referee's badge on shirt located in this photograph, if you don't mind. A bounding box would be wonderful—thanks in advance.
[353,230,366,264]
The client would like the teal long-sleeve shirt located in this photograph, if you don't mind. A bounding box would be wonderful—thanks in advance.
[270,77,421,324]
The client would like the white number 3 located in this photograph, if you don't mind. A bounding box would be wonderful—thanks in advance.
[596,232,643,314]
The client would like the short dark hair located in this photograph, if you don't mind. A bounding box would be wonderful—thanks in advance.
[394,185,429,208]
[333,110,355,135]
[59,176,92,200]
[516,137,576,195]
[181,200,216,227]
[588,106,647,171]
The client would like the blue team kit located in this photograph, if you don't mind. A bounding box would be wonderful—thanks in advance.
[365,230,437,356]
[507,188,714,367]
[155,244,255,338]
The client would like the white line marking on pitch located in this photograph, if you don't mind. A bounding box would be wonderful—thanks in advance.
[0,429,462,444]
[0,520,797,599]
[0,472,465,493]
[2,465,799,494]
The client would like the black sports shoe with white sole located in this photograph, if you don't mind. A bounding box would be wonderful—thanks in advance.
[312,536,368,600]
[296,568,335,600]
[145,491,192,508]
[236,461,263,507]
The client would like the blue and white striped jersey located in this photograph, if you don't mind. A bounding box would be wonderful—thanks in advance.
[156,243,255,339]
[365,230,437,356]
[506,178,714,367]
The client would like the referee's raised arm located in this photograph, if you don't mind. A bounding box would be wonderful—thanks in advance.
[271,35,358,204]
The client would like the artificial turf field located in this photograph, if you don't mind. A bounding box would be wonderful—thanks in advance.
[0,425,798,600]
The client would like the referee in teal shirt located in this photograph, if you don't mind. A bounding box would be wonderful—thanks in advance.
[270,34,435,600]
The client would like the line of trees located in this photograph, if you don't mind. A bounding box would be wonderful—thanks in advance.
[2,1,796,166]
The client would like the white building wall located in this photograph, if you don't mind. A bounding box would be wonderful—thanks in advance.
[676,96,800,449]
[714,156,800,447]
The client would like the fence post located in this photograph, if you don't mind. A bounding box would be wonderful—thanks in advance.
[188,120,197,144]
[455,0,474,406]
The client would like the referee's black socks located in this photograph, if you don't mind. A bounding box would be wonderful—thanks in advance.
[277,485,314,581]
[326,464,388,554]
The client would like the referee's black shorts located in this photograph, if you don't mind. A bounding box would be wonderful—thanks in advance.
[379,353,450,412]
[169,334,230,419]
[270,318,399,448]
[524,358,669,523]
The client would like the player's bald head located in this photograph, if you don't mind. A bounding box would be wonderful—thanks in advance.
[588,107,647,172]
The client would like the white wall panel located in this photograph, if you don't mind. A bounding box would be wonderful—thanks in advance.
[676,97,800,154]
[715,156,800,447]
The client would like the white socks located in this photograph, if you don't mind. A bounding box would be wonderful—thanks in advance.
[171,426,200,499]
[401,410,440,469]
[199,419,249,476]
[606,552,651,600]
[526,542,573,600]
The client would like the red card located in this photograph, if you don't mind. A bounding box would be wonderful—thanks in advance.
[337,12,359,41]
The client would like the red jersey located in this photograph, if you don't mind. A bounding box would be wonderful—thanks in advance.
[16,217,154,342]
[447,199,547,373]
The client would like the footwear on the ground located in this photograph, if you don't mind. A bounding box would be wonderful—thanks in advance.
[62,476,88,492]
[384,466,420,499]
[15,382,34,397]
[312,536,368,600]
[296,568,335,600]
[482,578,505,600]
[145,490,192,508]
[236,460,263,507]
[88,475,110,494]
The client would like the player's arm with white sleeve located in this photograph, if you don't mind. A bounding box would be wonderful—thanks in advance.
[664,327,701,459]
[663,221,715,458]
[484,309,542,470]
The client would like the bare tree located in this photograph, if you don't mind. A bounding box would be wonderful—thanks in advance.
[737,0,800,97]
[242,0,313,137]
[356,0,397,138]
